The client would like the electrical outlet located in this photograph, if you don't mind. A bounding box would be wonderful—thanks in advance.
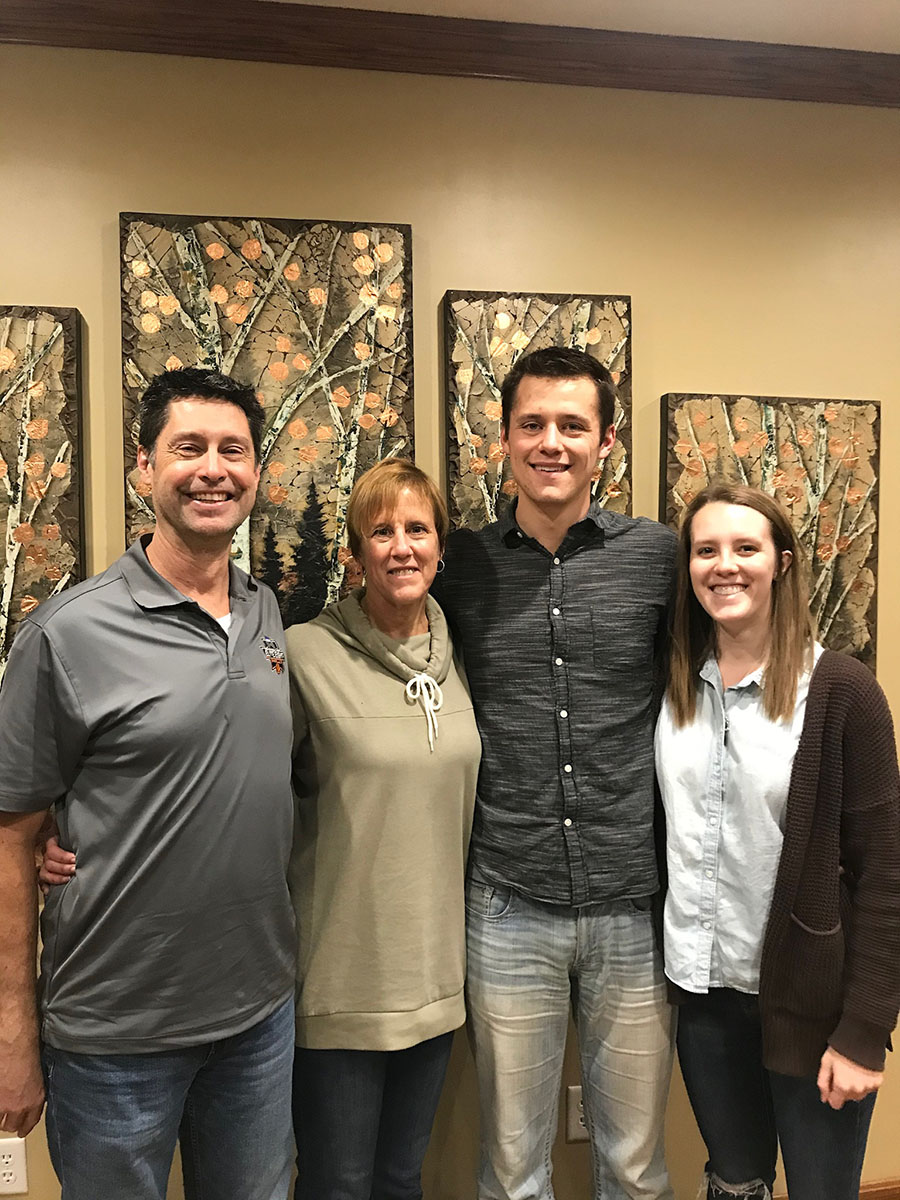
[565,1084,588,1142]
[0,1137,27,1194]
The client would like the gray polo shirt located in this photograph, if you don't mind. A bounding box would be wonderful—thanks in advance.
[0,537,295,1054]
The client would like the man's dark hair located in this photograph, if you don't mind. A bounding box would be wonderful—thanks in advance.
[500,347,617,435]
[138,368,264,462]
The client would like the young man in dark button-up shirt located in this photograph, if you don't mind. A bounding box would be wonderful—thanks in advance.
[433,347,677,1200]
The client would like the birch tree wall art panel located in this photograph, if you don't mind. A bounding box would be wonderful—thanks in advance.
[121,212,413,619]
[0,306,84,679]
[661,393,879,665]
[443,291,631,530]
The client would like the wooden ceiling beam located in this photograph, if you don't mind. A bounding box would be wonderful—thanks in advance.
[2,0,899,109]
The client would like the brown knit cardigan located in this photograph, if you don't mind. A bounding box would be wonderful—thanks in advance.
[755,649,900,1076]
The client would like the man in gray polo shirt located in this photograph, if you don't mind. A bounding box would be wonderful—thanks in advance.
[0,369,296,1200]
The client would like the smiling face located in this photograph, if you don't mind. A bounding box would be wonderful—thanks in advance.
[356,487,441,630]
[501,374,615,526]
[689,501,791,640]
[136,397,260,552]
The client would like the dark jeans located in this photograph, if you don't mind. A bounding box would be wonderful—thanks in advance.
[41,998,295,1200]
[677,988,876,1200]
[291,1031,454,1200]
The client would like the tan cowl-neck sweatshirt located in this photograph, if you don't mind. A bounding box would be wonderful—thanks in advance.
[285,590,480,1050]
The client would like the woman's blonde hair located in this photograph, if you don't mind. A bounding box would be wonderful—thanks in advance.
[346,459,449,560]
[667,482,816,726]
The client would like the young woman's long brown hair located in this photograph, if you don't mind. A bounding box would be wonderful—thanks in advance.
[667,482,816,726]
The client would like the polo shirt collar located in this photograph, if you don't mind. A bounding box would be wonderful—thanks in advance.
[498,497,608,548]
[120,534,257,610]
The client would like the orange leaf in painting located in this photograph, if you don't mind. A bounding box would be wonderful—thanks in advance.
[140,290,158,309]
[135,480,153,497]
[484,401,502,421]
[469,458,488,476]
[733,416,749,432]
[13,523,35,545]
[206,242,226,260]
[234,280,254,299]
[501,479,518,496]
[0,347,16,371]
[373,243,394,264]
[387,281,403,301]
[268,485,289,505]
[292,353,311,371]
[288,418,308,439]
[469,435,483,448]
[379,408,399,427]
[353,342,372,361]
[268,462,287,478]
[158,296,179,316]
[141,313,161,334]
[797,426,814,446]
[316,426,333,441]
[276,335,292,353]
[268,362,289,382]
[358,284,378,306]
[836,536,851,553]
[283,262,301,282]
[26,419,49,439]
[0,460,7,478]
[823,406,839,423]
[732,440,750,458]
[44,565,63,582]
[241,239,262,261]
[352,232,370,250]
[165,355,184,371]
[42,524,60,540]
[298,445,319,463]
[584,328,602,345]
[698,441,717,460]
[24,454,45,478]
[20,595,40,614]
[846,487,864,505]
[132,259,152,277]
[364,393,382,409]
[684,460,704,477]
[692,411,708,427]
[606,481,623,498]
[210,285,228,305]
[488,442,505,463]
[821,521,836,537]
[828,437,845,457]
[27,481,48,501]
[26,545,48,565]
[358,414,377,430]
[674,439,693,457]
[353,255,375,277]
[225,303,250,324]
[751,431,769,449]
[771,469,788,489]
[331,387,352,409]
[308,288,327,306]
[817,543,834,563]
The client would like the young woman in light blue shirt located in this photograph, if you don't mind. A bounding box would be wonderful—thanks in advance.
[656,482,900,1200]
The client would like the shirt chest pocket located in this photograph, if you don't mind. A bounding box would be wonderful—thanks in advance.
[590,603,659,672]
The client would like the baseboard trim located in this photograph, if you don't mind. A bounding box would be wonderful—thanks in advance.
[775,1182,900,1200]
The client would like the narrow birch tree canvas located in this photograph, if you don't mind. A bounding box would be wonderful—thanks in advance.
[121,212,413,619]
[0,306,84,679]
[661,393,879,664]
[443,291,631,529]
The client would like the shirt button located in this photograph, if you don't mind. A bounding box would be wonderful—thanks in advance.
[705,869,713,878]
[563,818,573,827]
[709,816,718,825]
[559,709,568,718]
[553,556,561,565]
[702,921,712,930]
[517,530,523,538]
[564,763,573,773]
[555,657,563,666]
[552,607,560,616]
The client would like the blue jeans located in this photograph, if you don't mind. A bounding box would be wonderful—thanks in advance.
[465,870,675,1200]
[291,1032,454,1199]
[677,988,876,1200]
[42,997,295,1200]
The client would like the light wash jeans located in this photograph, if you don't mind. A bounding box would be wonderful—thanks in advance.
[465,869,675,1200]
[42,997,295,1200]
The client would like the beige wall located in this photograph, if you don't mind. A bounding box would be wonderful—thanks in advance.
[2,42,900,1199]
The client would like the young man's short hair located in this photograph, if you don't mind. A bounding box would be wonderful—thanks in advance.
[500,347,617,434]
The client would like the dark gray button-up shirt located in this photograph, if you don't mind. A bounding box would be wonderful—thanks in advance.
[433,501,676,906]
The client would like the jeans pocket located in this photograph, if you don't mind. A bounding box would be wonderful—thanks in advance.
[465,875,515,920]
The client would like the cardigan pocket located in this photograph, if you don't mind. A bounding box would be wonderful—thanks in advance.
[780,914,845,1019]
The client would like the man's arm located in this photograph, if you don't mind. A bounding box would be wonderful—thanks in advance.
[0,808,50,1136]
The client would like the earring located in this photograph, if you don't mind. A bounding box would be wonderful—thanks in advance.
[435,558,445,574]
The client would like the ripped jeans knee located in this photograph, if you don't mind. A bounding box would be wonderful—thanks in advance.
[703,1169,773,1199]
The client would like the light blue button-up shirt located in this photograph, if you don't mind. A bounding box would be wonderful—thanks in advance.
[655,646,821,995]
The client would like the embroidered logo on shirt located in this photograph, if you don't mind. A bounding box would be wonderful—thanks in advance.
[260,635,285,675]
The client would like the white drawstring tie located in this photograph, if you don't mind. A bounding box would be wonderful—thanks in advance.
[405,673,444,752]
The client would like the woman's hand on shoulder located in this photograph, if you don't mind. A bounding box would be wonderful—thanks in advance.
[37,833,76,895]
[817,1046,883,1109]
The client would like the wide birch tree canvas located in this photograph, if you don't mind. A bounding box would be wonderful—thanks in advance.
[121,212,413,622]
[0,306,84,680]
[661,393,879,665]
[443,291,631,530]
